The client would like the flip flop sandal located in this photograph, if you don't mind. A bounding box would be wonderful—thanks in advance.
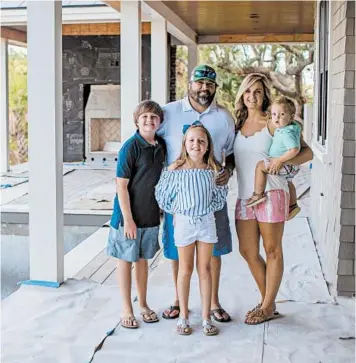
[120,316,138,329]
[287,204,301,220]
[246,303,280,317]
[210,308,231,323]
[244,308,282,325]
[141,310,159,323]
[203,319,219,336]
[245,303,262,317]
[176,318,192,336]
[162,305,180,320]
[246,193,267,208]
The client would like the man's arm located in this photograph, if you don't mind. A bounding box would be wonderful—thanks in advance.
[216,111,236,186]
[225,153,235,173]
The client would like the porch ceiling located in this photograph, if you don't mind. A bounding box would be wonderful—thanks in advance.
[162,1,314,39]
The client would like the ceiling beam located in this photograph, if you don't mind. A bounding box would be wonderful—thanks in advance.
[62,22,151,35]
[143,1,197,45]
[0,22,153,44]
[1,26,27,43]
[198,33,314,44]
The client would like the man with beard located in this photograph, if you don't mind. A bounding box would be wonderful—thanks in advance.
[157,65,235,323]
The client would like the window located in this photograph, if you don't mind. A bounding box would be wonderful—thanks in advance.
[317,0,330,146]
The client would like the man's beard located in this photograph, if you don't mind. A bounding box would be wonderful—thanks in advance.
[188,87,216,106]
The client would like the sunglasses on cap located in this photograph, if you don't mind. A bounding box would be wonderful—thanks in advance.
[194,69,216,79]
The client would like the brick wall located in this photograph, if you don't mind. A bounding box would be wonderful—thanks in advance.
[310,1,355,296]
[62,35,151,162]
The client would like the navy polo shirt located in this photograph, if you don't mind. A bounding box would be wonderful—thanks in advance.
[110,131,166,229]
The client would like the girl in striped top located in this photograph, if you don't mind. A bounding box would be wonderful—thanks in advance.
[155,124,228,336]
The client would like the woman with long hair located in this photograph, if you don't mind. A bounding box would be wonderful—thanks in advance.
[233,73,313,324]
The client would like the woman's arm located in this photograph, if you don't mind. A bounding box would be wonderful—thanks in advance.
[116,177,137,239]
[286,139,313,166]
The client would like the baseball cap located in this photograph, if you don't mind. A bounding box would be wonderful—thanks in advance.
[190,65,218,86]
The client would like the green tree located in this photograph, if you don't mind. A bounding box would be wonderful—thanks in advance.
[175,44,314,118]
[175,45,188,99]
[8,46,28,165]
[199,45,244,114]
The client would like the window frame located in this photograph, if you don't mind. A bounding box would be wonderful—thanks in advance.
[313,0,331,162]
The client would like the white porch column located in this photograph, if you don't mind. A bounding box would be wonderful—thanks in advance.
[151,16,168,106]
[121,0,141,141]
[187,44,198,79]
[27,1,64,282]
[0,38,9,174]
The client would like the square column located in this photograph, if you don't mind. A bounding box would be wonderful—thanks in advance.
[0,38,9,174]
[120,0,141,141]
[188,44,198,79]
[151,16,168,106]
[27,1,64,282]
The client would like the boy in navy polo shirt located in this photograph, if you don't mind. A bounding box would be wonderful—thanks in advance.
[107,100,166,329]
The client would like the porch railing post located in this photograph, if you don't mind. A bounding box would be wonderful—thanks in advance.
[27,1,64,283]
[188,44,198,79]
[0,38,9,174]
[120,0,142,142]
[151,16,168,106]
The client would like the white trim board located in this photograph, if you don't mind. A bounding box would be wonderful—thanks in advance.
[64,226,109,279]
[0,6,153,26]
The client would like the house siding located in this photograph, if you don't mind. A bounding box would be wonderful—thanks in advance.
[310,0,355,296]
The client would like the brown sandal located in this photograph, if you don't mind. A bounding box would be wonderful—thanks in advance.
[120,316,138,329]
[245,303,279,318]
[141,310,159,323]
[288,204,301,220]
[246,193,267,207]
[245,303,262,317]
[245,308,281,325]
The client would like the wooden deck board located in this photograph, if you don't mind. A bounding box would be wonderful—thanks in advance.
[90,257,118,284]
[74,250,110,280]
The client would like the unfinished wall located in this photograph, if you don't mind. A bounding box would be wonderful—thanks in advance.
[310,1,355,296]
[62,35,151,162]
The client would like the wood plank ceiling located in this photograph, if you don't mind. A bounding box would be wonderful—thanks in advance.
[163,1,314,38]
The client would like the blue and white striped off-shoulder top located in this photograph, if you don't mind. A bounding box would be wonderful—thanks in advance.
[155,168,228,217]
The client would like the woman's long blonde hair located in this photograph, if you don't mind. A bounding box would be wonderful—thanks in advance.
[176,124,221,172]
[234,73,273,131]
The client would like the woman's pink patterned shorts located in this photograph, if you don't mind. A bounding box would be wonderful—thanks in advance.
[235,190,290,223]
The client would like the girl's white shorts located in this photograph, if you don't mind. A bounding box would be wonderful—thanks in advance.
[173,212,218,247]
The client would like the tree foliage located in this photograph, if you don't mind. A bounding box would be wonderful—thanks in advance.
[176,44,314,117]
[8,46,28,165]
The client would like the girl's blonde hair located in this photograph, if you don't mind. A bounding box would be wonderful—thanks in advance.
[234,73,273,131]
[176,124,221,172]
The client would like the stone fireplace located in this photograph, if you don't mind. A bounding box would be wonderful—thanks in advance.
[85,84,121,164]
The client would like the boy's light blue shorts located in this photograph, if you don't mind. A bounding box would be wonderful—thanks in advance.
[107,225,160,262]
[162,204,232,260]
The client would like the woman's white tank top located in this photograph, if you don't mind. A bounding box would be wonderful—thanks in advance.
[233,127,289,199]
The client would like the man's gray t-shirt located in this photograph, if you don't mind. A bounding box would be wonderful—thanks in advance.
[157,97,236,165]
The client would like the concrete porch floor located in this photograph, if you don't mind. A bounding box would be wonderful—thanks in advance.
[2,166,355,362]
